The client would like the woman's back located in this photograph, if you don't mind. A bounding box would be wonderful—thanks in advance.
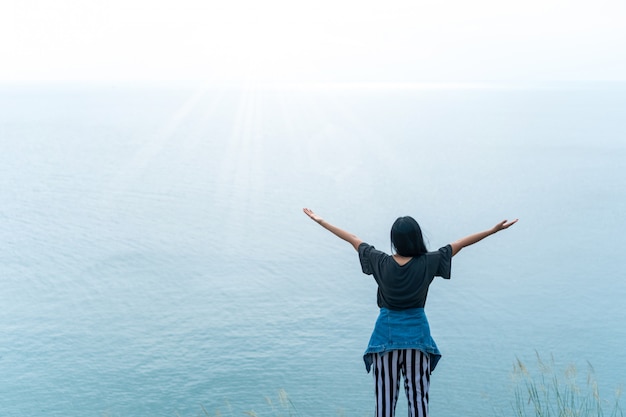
[358,243,452,310]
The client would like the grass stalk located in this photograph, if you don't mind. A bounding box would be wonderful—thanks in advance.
[512,355,622,417]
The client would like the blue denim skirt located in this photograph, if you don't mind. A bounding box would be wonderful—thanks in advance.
[363,308,442,373]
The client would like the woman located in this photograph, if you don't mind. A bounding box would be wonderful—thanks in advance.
[303,208,517,417]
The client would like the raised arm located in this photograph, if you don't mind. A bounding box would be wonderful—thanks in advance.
[450,219,518,256]
[303,208,363,251]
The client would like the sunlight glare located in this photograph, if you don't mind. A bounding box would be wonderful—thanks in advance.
[1,0,625,83]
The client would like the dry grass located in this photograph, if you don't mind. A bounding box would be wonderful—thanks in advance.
[202,390,301,417]
[512,354,623,417]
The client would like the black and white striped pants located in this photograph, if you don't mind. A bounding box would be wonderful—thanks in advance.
[372,349,430,417]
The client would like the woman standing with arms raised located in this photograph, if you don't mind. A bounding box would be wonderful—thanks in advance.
[303,208,517,417]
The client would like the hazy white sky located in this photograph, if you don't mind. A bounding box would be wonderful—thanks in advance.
[2,0,625,84]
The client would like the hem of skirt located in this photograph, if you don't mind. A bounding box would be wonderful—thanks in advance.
[363,349,441,374]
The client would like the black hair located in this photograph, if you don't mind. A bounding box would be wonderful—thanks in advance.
[390,216,428,257]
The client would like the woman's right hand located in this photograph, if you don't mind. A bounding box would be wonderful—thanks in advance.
[492,219,518,233]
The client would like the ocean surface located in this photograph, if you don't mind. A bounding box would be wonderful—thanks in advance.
[1,82,625,417]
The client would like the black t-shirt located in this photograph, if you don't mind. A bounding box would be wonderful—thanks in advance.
[358,242,452,310]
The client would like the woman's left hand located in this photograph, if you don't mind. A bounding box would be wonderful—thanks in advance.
[303,208,324,224]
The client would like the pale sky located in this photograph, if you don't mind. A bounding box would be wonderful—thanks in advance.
[2,0,625,84]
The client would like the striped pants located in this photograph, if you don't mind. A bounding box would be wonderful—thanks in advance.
[372,349,430,417]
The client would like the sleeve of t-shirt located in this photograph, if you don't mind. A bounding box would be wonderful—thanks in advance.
[436,244,453,279]
[358,242,381,275]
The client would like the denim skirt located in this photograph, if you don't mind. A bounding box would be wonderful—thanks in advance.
[363,307,442,373]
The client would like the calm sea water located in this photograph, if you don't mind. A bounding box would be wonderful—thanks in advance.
[1,82,625,417]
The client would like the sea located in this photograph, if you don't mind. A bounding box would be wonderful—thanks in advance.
[1,81,625,417]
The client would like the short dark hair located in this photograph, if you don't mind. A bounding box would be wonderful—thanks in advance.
[390,216,427,257]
